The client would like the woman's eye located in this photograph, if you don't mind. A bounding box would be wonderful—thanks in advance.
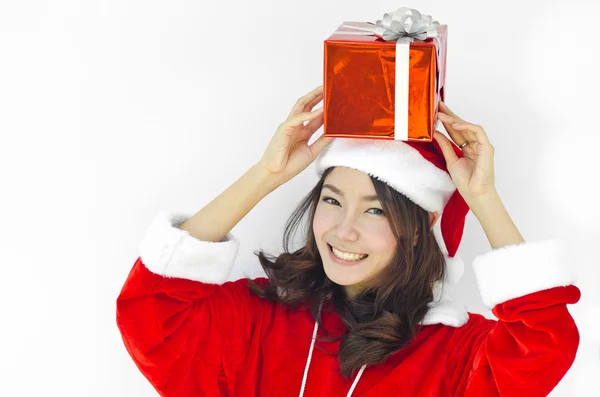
[322,197,384,216]
[322,197,340,206]
[367,208,385,216]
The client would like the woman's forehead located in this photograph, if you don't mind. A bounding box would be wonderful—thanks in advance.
[323,167,378,197]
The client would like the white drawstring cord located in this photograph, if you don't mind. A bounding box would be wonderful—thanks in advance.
[298,300,366,397]
[299,302,322,397]
[346,364,366,397]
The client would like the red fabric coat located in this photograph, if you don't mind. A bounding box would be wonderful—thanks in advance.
[116,210,580,397]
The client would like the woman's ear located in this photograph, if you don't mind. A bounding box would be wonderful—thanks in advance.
[413,211,439,246]
[429,211,439,231]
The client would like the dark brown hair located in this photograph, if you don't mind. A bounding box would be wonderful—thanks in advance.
[247,166,446,379]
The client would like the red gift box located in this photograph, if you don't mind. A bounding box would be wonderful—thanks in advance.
[323,10,447,142]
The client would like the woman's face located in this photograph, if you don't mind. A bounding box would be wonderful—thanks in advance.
[313,166,397,295]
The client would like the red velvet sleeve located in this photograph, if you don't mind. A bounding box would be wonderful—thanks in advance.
[116,257,269,396]
[445,239,580,397]
[446,285,580,396]
[115,210,269,396]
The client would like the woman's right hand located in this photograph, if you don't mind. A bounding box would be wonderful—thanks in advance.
[257,86,333,186]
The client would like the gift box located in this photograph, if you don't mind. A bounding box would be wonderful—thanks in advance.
[323,8,447,142]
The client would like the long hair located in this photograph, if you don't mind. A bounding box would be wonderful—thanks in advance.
[247,166,447,379]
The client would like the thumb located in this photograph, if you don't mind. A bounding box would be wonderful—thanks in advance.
[433,130,459,169]
[309,134,334,160]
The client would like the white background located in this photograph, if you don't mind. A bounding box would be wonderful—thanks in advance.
[1,0,599,395]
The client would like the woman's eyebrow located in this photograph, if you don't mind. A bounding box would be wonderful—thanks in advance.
[322,184,380,202]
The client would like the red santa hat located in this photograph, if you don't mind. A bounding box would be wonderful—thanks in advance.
[314,136,470,285]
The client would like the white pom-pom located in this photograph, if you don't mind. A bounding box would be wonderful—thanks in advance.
[443,254,464,284]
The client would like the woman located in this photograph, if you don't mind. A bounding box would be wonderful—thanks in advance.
[116,86,580,396]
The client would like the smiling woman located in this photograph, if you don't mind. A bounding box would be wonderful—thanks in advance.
[314,168,440,295]
[248,164,447,377]
[116,86,580,397]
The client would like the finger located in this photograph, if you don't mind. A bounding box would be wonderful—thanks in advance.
[286,108,324,129]
[288,91,323,120]
[298,89,324,115]
[299,110,325,139]
[288,86,324,119]
[437,111,466,128]
[301,94,323,116]
[451,123,491,146]
[437,112,469,145]
[439,101,466,123]
[450,124,495,178]
[433,131,460,168]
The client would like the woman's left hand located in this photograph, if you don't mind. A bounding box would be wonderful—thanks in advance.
[433,101,496,202]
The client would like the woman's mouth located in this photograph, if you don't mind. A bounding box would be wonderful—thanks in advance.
[327,244,368,265]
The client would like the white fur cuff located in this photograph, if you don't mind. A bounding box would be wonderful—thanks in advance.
[138,209,240,284]
[472,239,576,309]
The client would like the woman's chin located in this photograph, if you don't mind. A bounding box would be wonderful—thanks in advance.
[322,263,364,286]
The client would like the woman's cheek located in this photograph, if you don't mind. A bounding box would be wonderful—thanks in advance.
[312,208,330,239]
[363,222,396,251]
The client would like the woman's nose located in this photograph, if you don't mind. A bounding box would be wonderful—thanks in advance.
[334,215,360,240]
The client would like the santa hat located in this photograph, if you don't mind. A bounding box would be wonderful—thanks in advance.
[314,136,470,285]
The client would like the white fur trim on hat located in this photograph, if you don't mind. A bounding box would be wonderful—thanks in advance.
[422,280,468,327]
[315,138,456,214]
[444,254,464,284]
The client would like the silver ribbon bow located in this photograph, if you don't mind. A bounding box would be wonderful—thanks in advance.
[330,7,444,141]
[341,7,440,43]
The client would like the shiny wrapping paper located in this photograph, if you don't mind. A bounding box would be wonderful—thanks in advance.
[323,22,447,142]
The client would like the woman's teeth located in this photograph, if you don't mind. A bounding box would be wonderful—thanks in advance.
[331,245,368,261]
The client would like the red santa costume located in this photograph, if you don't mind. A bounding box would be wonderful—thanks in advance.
[116,137,580,396]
